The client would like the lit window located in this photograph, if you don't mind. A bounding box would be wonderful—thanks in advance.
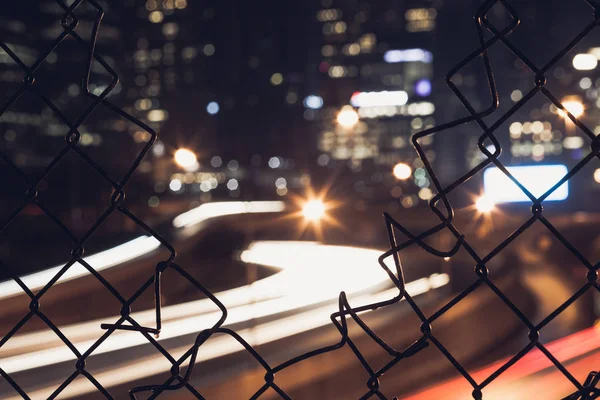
[181,47,197,60]
[405,8,437,21]
[304,95,324,109]
[510,90,523,102]
[203,44,215,56]
[206,101,219,115]
[149,11,163,23]
[573,54,597,70]
[358,34,376,51]
[270,73,283,85]
[343,43,360,56]
[286,92,298,104]
[321,45,335,57]
[147,109,168,122]
[226,179,239,190]
[333,21,347,33]
[275,177,287,189]
[328,65,347,78]
[162,23,178,38]
[268,157,281,168]
[210,156,222,168]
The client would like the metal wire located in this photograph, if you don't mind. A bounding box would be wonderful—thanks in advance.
[1,0,599,399]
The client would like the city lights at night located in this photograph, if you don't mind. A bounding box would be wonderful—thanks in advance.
[336,106,360,128]
[2,1,600,399]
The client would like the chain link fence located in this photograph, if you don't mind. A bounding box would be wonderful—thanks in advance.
[1,0,600,399]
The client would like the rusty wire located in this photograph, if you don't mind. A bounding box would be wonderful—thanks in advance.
[1,0,600,399]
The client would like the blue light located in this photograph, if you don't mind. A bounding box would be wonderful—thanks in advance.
[207,101,219,115]
[384,49,433,63]
[483,165,569,203]
[303,95,324,109]
[415,79,432,97]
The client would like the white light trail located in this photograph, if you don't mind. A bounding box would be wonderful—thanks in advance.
[4,272,448,400]
[0,240,448,391]
[0,236,161,301]
[172,201,286,229]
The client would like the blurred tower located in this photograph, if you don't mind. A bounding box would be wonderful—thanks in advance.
[305,0,439,208]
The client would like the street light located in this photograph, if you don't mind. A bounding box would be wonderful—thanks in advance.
[572,53,597,71]
[302,199,326,222]
[336,106,359,128]
[559,99,584,119]
[174,148,197,170]
[393,162,412,180]
[475,195,495,213]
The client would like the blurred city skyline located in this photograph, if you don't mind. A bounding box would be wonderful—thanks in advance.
[2,0,600,214]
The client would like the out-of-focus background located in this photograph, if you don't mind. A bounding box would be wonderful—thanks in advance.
[1,0,600,398]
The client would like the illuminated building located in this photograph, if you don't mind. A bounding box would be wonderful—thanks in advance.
[462,1,600,209]
[130,1,315,201]
[307,0,438,207]
[0,2,142,223]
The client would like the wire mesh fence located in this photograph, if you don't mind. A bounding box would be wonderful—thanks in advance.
[1,0,600,399]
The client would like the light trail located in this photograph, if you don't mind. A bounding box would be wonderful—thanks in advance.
[0,240,449,399]
[0,201,286,302]
[0,242,396,371]
[172,201,286,228]
[404,326,600,399]
[4,273,448,400]
[0,236,161,301]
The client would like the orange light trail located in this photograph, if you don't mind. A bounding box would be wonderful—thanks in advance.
[404,326,600,399]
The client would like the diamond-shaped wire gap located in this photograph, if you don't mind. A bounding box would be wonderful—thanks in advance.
[0,305,90,398]
[0,87,68,174]
[2,2,114,135]
[419,272,535,389]
[65,95,156,188]
[534,281,596,343]
[447,247,595,395]
[0,204,79,326]
[22,259,124,354]
[32,149,120,238]
[28,38,103,125]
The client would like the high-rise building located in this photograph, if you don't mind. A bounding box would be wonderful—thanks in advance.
[128,0,315,203]
[0,2,138,223]
[305,0,439,208]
